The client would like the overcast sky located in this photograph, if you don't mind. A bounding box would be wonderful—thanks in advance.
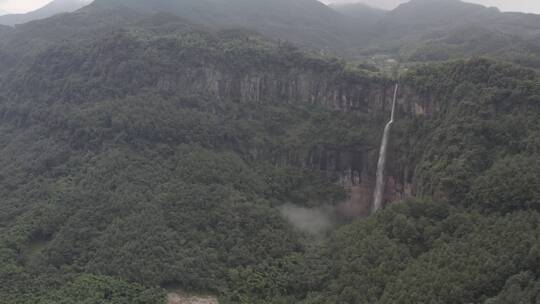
[1,0,540,14]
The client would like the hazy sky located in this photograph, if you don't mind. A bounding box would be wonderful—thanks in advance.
[1,0,540,14]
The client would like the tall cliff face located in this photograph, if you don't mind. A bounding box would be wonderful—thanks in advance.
[153,67,395,112]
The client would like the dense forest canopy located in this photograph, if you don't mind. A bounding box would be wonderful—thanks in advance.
[0,0,539,304]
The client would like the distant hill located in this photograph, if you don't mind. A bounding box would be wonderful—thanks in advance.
[1,0,539,67]
[377,0,540,40]
[329,2,387,26]
[0,0,92,26]
[90,0,364,53]
[379,0,500,38]
[365,0,540,67]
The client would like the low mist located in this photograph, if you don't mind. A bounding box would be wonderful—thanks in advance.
[279,204,335,235]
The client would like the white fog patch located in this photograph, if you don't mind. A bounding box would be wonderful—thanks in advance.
[279,204,333,234]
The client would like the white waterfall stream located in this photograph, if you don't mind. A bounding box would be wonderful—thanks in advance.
[372,83,399,213]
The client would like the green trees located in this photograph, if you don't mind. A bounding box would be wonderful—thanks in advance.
[379,211,540,304]
[485,272,540,304]
[469,156,540,213]
[38,275,165,304]
[398,59,540,205]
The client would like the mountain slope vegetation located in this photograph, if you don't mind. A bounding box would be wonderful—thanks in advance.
[0,17,381,303]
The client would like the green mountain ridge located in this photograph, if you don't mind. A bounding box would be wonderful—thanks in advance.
[2,0,540,67]
[91,0,362,53]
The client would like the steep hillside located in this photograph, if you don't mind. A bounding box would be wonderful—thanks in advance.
[0,15,394,303]
[0,0,92,26]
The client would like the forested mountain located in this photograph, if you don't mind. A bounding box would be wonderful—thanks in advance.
[0,0,92,26]
[90,0,363,53]
[366,0,540,67]
[0,1,539,304]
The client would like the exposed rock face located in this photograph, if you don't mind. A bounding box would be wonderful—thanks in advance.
[398,86,439,116]
[338,168,374,217]
[303,83,437,216]
[155,67,395,112]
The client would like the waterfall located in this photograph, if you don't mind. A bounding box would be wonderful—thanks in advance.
[372,83,399,213]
